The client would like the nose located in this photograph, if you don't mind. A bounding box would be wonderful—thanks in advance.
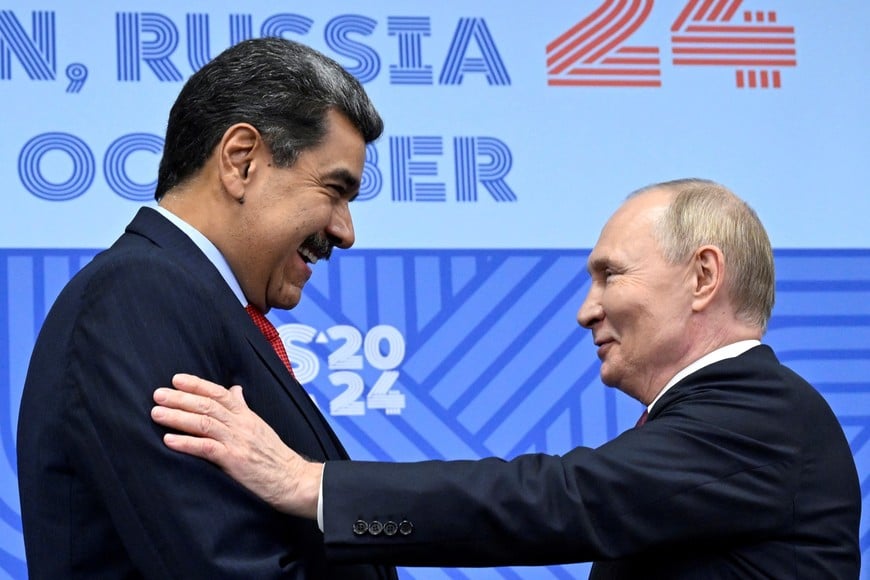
[327,201,355,249]
[577,284,603,329]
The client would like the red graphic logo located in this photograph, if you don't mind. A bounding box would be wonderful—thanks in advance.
[547,0,661,87]
[547,0,796,89]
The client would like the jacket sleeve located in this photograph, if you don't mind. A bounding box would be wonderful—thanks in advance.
[321,397,799,568]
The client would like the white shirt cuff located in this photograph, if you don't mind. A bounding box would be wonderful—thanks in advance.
[316,463,325,532]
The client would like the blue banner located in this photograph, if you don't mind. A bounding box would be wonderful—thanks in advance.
[2,1,868,578]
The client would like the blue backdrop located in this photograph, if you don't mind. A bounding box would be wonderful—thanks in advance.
[2,1,868,578]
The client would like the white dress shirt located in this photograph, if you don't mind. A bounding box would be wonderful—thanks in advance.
[647,340,761,412]
[154,206,247,306]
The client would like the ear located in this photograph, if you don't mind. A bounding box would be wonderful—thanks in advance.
[217,123,261,202]
[690,245,725,313]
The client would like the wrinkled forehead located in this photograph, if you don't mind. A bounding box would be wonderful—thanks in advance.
[586,196,669,271]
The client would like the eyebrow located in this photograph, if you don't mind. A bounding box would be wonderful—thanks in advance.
[587,257,619,275]
[325,168,361,200]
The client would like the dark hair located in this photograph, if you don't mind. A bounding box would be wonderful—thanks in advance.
[154,37,384,200]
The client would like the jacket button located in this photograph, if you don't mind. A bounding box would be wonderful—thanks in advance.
[352,520,369,536]
[368,520,384,535]
[383,521,398,536]
[398,520,414,536]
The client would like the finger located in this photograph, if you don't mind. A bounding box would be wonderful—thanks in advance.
[227,385,249,409]
[153,388,231,422]
[151,405,231,441]
[163,433,226,463]
[172,374,247,412]
[172,373,236,398]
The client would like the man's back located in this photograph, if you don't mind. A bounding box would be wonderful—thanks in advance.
[17,209,394,579]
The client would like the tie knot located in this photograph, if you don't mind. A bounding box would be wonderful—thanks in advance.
[635,409,649,428]
[245,304,279,342]
[245,304,296,380]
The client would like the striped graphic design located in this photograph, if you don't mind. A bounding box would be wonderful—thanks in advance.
[671,0,797,88]
[1,249,867,579]
[547,0,660,87]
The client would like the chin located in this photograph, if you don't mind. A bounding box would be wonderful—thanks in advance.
[598,368,620,389]
[276,301,299,311]
[270,288,303,311]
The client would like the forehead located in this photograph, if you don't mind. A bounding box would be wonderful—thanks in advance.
[587,193,669,270]
[315,110,365,160]
[292,110,366,177]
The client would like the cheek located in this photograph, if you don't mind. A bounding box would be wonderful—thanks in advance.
[604,292,660,351]
[257,206,307,246]
[600,288,635,328]
[288,203,334,239]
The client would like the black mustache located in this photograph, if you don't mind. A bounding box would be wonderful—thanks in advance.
[302,234,334,260]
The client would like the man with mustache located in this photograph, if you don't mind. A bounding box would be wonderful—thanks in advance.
[151,178,860,577]
[17,37,396,580]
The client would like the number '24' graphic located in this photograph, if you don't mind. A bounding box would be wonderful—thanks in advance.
[279,324,406,416]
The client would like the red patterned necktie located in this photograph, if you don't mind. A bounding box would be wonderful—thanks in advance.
[635,409,649,427]
[245,304,297,381]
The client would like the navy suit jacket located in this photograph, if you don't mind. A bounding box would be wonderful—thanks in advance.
[17,207,396,580]
[321,345,860,578]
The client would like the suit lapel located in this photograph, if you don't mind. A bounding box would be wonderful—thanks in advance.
[124,207,349,460]
[236,306,349,459]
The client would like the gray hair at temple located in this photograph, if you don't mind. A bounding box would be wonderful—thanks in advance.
[632,178,775,332]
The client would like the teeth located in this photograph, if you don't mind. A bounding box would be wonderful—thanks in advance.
[299,247,319,264]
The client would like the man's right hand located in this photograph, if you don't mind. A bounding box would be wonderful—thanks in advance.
[151,374,323,519]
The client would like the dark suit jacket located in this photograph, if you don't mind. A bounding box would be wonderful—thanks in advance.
[17,207,396,580]
[321,345,860,578]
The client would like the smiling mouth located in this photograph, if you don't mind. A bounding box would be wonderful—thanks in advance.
[595,339,614,358]
[298,234,333,265]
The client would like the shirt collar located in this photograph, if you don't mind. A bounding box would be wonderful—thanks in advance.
[648,339,761,412]
[154,205,247,306]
